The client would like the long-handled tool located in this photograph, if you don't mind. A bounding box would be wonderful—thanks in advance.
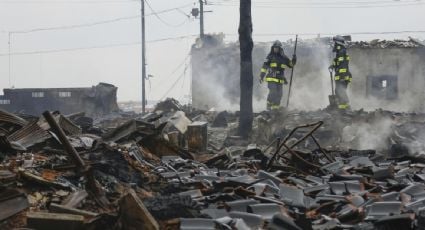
[328,68,338,108]
[286,35,298,108]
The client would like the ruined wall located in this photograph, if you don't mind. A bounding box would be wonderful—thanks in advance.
[349,47,425,112]
[0,82,119,116]
[191,39,425,112]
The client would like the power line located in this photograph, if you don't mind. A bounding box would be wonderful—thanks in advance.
[0,42,139,56]
[2,29,424,57]
[147,34,198,43]
[179,60,190,102]
[157,53,191,101]
[145,0,191,27]
[0,35,197,56]
[6,3,194,34]
[159,65,188,101]
[152,52,191,89]
[10,15,140,34]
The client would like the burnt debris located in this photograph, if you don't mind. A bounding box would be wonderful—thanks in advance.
[2,99,425,229]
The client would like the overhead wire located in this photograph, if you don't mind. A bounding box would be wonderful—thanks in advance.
[159,64,189,101]
[1,1,197,95]
[179,61,189,102]
[10,15,141,34]
[152,52,191,87]
[7,2,194,35]
[0,35,198,56]
[2,29,425,57]
[145,0,191,28]
[155,53,192,101]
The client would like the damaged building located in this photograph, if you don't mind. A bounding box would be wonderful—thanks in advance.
[0,82,119,116]
[191,36,425,112]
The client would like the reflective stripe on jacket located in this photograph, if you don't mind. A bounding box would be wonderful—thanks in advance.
[261,53,293,84]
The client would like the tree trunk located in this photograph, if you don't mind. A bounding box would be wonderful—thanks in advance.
[238,0,254,138]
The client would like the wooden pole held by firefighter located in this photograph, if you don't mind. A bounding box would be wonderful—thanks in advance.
[286,35,298,108]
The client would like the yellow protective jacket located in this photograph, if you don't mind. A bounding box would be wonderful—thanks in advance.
[332,47,352,82]
[260,53,294,84]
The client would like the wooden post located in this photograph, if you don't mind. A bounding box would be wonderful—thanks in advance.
[238,0,254,139]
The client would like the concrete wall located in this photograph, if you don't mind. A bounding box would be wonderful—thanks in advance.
[191,40,425,112]
[0,83,119,116]
[349,47,425,111]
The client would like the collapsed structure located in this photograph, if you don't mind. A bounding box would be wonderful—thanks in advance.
[191,36,425,112]
[2,98,425,229]
[0,83,119,117]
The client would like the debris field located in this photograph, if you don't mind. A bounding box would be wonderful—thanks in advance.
[1,99,425,230]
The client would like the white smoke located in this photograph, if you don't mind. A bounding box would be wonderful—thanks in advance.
[192,38,425,113]
[342,117,394,150]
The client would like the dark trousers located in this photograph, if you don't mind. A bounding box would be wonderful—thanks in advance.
[335,80,349,109]
[267,82,283,110]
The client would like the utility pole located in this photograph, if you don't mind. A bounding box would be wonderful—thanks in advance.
[238,0,253,138]
[8,32,11,87]
[199,0,204,39]
[192,1,211,39]
[141,0,146,113]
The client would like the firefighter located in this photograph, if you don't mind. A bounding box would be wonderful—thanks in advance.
[259,40,296,110]
[329,35,352,110]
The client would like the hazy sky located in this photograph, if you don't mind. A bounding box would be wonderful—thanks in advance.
[0,0,424,103]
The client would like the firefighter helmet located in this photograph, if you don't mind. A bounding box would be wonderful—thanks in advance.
[272,40,283,48]
[333,35,346,47]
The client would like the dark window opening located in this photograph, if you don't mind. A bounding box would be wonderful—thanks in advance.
[0,99,10,105]
[366,75,398,100]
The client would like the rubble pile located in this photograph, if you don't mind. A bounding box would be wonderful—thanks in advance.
[2,100,425,229]
[256,37,425,50]
[348,37,425,49]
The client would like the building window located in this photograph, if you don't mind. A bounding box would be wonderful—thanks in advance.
[59,92,71,98]
[367,75,398,100]
[32,92,44,98]
[0,99,10,105]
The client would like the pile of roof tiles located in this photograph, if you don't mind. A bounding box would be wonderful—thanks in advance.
[1,99,425,229]
[256,37,425,50]
[348,38,425,49]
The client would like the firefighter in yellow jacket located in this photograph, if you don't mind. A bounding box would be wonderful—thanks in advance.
[259,40,296,110]
[329,35,352,110]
